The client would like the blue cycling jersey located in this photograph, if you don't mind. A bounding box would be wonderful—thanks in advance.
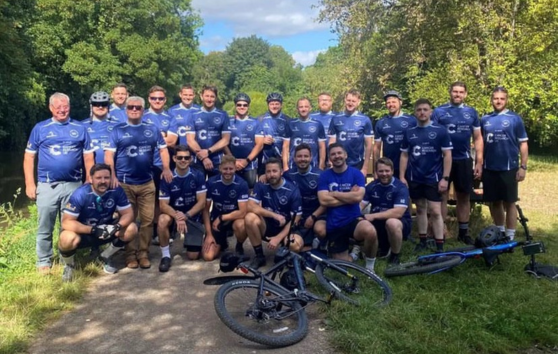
[310,111,336,149]
[259,113,291,163]
[328,111,373,166]
[363,177,412,224]
[81,117,120,164]
[206,174,249,220]
[168,104,200,147]
[26,118,94,183]
[159,168,207,221]
[400,123,453,184]
[143,109,177,168]
[285,166,322,219]
[109,104,127,122]
[374,113,417,170]
[228,116,264,171]
[481,109,528,171]
[250,178,302,224]
[318,166,365,230]
[63,183,131,226]
[186,108,230,167]
[288,118,326,168]
[432,103,480,160]
[105,122,166,185]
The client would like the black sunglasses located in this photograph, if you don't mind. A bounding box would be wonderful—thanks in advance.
[176,155,191,161]
[149,97,165,101]
[92,102,109,108]
[236,103,249,107]
[126,105,143,111]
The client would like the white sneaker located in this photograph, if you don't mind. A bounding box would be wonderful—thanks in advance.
[350,245,361,262]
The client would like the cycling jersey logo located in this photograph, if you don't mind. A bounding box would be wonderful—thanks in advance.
[171,185,180,192]
[383,123,391,129]
[400,121,409,128]
[190,181,197,189]
[277,124,285,131]
[428,132,437,139]
[123,133,133,139]
[309,125,317,133]
[213,116,221,124]
[231,137,240,146]
[144,129,153,138]
[413,146,422,156]
[162,120,169,127]
[175,197,184,207]
[49,145,62,156]
[291,126,299,132]
[126,145,138,157]
[410,134,418,140]
[213,189,220,196]
[279,195,288,205]
[339,131,347,141]
[107,125,114,132]
[372,191,379,199]
[246,124,254,131]
[335,120,344,126]
[178,126,187,136]
[463,113,472,120]
[386,192,392,201]
[502,120,510,128]
[354,120,361,126]
[486,133,494,143]
[386,134,394,144]
[229,190,237,199]
[447,124,457,134]
[87,127,94,133]
[105,198,115,209]
[46,131,56,138]
[309,180,318,189]
[328,182,339,192]
[27,142,32,149]
[199,129,208,140]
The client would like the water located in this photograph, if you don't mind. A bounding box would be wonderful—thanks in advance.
[0,151,28,208]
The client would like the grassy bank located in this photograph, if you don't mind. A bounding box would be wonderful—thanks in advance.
[327,154,558,354]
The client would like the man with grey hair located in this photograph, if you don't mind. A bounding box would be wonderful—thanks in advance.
[105,96,173,269]
[24,92,95,274]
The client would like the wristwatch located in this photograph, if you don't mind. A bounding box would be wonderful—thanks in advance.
[520,165,527,170]
[442,176,449,181]
[246,157,252,164]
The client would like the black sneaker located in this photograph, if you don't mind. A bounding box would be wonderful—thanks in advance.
[235,243,244,256]
[388,253,400,265]
[377,248,391,259]
[248,256,266,270]
[458,234,474,245]
[159,257,171,272]
[414,242,428,253]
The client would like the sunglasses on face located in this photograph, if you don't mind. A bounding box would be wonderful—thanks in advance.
[149,97,165,102]
[95,196,103,212]
[126,105,143,111]
[236,103,249,107]
[175,155,191,161]
[92,102,109,108]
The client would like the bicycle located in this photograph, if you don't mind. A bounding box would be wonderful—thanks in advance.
[384,204,546,277]
[206,246,392,347]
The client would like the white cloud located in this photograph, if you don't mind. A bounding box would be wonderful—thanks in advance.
[292,49,326,66]
[199,36,228,52]
[192,0,328,37]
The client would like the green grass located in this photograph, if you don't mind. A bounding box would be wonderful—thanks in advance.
[326,156,558,354]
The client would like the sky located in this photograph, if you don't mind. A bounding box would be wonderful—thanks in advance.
[190,0,338,66]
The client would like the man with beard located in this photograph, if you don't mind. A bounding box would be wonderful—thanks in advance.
[58,164,138,281]
[310,92,336,163]
[203,155,250,260]
[245,158,302,269]
[432,82,483,244]
[361,157,412,266]
[109,83,129,122]
[317,143,378,272]
[373,90,417,179]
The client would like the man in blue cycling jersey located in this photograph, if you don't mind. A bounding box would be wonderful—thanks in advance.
[432,82,483,244]
[203,155,250,260]
[24,92,95,274]
[285,97,326,170]
[310,92,336,148]
[285,144,327,253]
[157,145,207,271]
[225,93,264,189]
[361,157,412,266]
[109,83,129,122]
[82,91,120,165]
[481,87,528,241]
[318,143,378,272]
[258,92,291,177]
[59,163,138,281]
[400,99,453,252]
[245,158,302,269]
[373,90,417,179]
[104,96,173,270]
[328,89,374,177]
[168,84,200,148]
[186,85,231,177]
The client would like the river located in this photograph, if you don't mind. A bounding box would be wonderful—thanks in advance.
[0,151,29,209]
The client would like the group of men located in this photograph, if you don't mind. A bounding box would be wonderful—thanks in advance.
[24,81,528,281]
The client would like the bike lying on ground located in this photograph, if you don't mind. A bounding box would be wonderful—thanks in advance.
[206,247,392,347]
[384,204,547,278]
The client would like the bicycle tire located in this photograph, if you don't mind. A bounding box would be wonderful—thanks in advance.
[214,279,308,348]
[384,255,463,278]
[315,259,392,307]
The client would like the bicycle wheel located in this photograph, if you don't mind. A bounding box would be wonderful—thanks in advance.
[315,260,392,307]
[384,255,463,278]
[214,279,308,348]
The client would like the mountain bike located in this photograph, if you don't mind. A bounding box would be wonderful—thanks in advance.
[206,246,392,347]
[384,204,546,277]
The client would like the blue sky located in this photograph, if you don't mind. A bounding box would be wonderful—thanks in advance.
[190,0,338,66]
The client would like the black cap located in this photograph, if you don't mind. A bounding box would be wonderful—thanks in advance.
[383,90,402,101]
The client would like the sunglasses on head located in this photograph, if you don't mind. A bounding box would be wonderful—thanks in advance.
[149,97,165,101]
[126,105,143,111]
[95,196,103,212]
[175,155,191,161]
[92,102,109,108]
[236,103,249,107]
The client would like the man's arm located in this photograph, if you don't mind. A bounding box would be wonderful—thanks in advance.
[187,191,207,219]
[364,206,406,221]
[373,140,382,165]
[61,213,95,234]
[83,152,94,182]
[329,186,365,204]
[186,133,203,155]
[23,152,36,200]
[247,199,281,220]
[442,149,452,178]
[282,139,290,171]
[159,147,173,183]
[399,151,408,183]
[104,150,118,188]
[202,199,214,237]
[222,201,247,223]
[165,133,178,148]
[208,132,231,154]
[117,205,135,228]
[517,141,528,182]
[361,136,373,176]
[473,128,483,178]
[318,140,326,170]
[318,190,344,207]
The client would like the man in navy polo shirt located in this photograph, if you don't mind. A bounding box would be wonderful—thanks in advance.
[481,87,528,241]
[400,98,453,252]
[318,143,378,272]
[328,89,374,177]
[203,155,250,260]
[104,96,173,270]
[245,158,302,269]
[361,157,412,265]
[24,92,94,274]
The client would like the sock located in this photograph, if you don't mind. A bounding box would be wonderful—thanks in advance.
[365,257,376,271]
[419,233,427,245]
[253,244,264,257]
[100,243,122,259]
[505,229,516,240]
[435,238,444,251]
[160,245,171,258]
[497,225,505,233]
[235,242,243,252]
[60,253,75,267]
[152,223,158,238]
[458,222,469,238]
